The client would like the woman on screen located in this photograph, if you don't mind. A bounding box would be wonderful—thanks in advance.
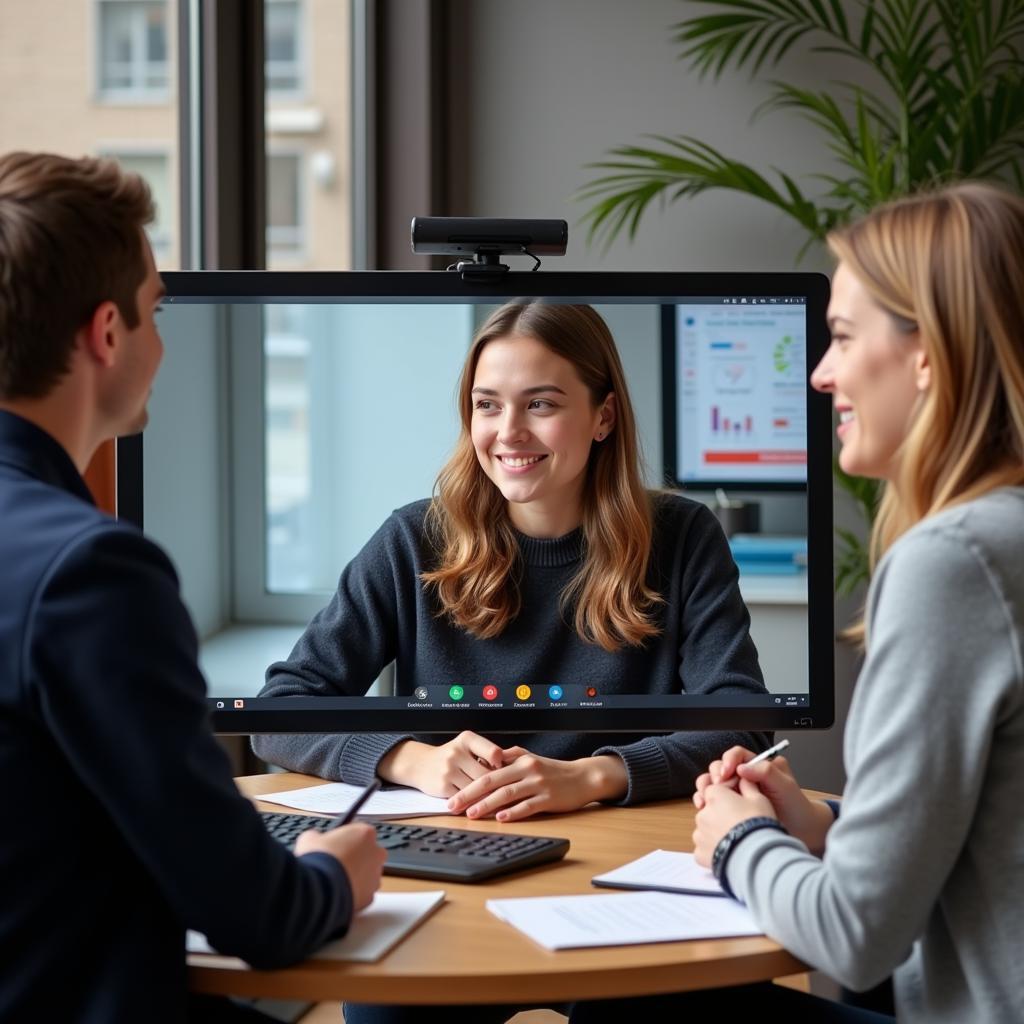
[656,183,1024,1024]
[253,300,769,825]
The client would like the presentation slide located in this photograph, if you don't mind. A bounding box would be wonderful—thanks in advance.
[675,302,807,485]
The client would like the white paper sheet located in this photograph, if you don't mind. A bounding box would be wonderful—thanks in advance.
[486,890,761,950]
[187,889,446,965]
[258,782,452,819]
[592,849,724,896]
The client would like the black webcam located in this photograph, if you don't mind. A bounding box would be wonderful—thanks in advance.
[410,217,568,278]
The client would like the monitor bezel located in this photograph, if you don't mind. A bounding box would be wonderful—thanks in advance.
[130,270,834,733]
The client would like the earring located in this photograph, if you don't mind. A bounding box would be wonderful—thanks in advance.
[596,432,604,441]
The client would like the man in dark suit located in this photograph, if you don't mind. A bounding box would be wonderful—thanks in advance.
[0,151,386,1023]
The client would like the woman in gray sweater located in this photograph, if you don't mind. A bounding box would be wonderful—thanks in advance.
[679,183,1024,1023]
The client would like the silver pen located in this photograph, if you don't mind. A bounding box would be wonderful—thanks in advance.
[721,738,790,787]
[745,738,790,767]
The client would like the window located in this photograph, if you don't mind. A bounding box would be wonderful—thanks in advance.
[265,0,351,271]
[98,0,169,100]
[0,1,179,269]
[102,150,174,261]
[225,302,471,620]
[266,0,303,95]
[264,308,313,592]
[267,152,305,261]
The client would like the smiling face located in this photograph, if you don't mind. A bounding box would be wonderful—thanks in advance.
[810,262,929,482]
[470,333,614,538]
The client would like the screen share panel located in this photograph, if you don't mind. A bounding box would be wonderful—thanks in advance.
[666,300,808,489]
[130,272,832,734]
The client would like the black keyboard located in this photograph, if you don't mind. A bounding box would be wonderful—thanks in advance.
[261,811,570,883]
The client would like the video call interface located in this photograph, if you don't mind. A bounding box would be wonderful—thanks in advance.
[148,293,813,719]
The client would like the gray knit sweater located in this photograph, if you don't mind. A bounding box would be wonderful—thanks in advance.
[725,488,1024,1022]
[253,494,770,802]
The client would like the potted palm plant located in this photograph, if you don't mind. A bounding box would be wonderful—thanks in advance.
[579,0,1024,594]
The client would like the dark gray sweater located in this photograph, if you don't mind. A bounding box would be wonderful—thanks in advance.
[254,494,769,802]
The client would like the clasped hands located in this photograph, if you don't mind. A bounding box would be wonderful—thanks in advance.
[378,731,628,823]
[691,745,835,869]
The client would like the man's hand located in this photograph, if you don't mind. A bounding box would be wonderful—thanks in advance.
[694,745,834,855]
[445,749,628,822]
[377,732,506,798]
[692,778,776,868]
[295,823,386,912]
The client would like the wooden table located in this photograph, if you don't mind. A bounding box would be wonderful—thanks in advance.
[188,773,808,1004]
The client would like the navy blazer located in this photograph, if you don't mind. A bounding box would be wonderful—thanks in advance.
[0,411,353,1023]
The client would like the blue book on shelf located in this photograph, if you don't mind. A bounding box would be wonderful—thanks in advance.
[729,534,807,574]
[733,560,803,575]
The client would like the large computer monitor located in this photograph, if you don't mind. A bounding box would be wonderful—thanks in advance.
[119,270,833,734]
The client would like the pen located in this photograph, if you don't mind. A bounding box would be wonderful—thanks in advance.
[328,778,382,828]
[746,737,790,767]
[721,738,790,788]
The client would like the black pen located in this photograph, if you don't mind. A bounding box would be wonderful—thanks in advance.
[328,778,382,828]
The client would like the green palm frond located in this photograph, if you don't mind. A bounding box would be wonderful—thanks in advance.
[672,0,856,79]
[755,83,902,199]
[833,459,883,597]
[833,457,882,524]
[579,135,826,250]
[578,0,1024,592]
[835,527,871,597]
[579,0,1024,255]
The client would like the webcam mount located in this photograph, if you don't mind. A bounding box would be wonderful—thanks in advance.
[410,217,568,280]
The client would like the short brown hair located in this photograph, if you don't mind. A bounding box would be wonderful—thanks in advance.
[0,151,155,399]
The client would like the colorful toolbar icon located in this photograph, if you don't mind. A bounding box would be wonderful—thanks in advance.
[585,687,598,699]
[515,684,532,701]
[548,685,563,701]
[414,686,429,700]
[448,685,465,701]
[482,685,498,701]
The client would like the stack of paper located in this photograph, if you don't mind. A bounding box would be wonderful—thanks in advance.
[591,849,724,896]
[188,889,446,965]
[258,782,452,819]
[486,890,761,950]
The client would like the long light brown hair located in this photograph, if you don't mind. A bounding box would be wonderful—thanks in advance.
[829,184,1024,609]
[421,301,662,651]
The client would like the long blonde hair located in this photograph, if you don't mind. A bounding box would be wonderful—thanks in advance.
[420,301,662,651]
[829,183,1024,589]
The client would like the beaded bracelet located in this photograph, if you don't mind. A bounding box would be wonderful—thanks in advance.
[711,816,788,899]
